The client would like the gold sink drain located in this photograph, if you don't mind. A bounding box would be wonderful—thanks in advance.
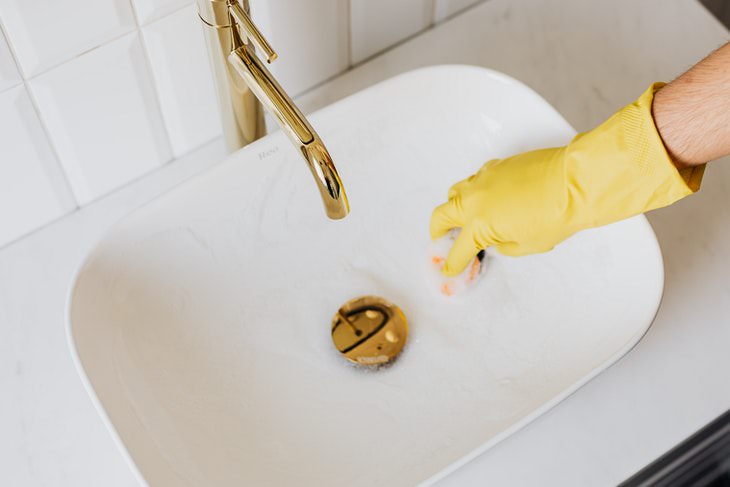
[331,296,408,366]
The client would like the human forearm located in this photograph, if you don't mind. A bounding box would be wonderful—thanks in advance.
[430,46,718,273]
[653,42,730,167]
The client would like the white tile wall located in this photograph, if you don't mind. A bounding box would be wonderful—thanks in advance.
[28,33,171,204]
[0,0,137,77]
[434,0,483,22]
[132,0,191,25]
[0,0,487,247]
[251,0,350,96]
[0,28,20,91]
[142,5,221,157]
[350,0,435,64]
[0,86,75,247]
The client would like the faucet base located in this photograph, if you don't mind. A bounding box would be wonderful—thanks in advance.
[198,0,266,151]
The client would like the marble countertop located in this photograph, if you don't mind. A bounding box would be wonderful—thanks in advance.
[2,0,729,485]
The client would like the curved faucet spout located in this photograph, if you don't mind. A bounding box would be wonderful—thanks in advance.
[197,0,349,220]
[301,139,349,219]
[227,45,350,220]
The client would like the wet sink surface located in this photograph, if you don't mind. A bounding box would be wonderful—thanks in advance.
[68,66,663,486]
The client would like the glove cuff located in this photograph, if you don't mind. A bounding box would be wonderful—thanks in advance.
[621,82,705,196]
[565,83,704,229]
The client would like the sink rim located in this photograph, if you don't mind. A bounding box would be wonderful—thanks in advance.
[65,64,666,487]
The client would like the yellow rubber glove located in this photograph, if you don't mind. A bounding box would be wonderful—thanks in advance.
[431,83,705,276]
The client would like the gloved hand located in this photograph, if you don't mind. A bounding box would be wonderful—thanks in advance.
[431,83,705,276]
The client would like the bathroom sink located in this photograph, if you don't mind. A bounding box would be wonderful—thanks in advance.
[68,66,664,486]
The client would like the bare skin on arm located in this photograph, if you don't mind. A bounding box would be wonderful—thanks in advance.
[653,42,730,167]
[431,42,728,275]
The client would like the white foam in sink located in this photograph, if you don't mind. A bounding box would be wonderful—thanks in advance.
[68,66,664,486]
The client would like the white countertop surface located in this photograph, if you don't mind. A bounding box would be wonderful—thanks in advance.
[2,1,729,485]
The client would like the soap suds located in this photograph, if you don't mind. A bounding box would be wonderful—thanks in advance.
[427,229,487,298]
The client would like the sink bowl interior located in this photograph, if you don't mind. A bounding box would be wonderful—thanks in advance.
[68,66,663,486]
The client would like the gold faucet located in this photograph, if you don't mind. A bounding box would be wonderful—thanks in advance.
[196,0,349,219]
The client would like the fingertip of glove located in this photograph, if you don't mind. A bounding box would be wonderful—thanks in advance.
[428,223,446,241]
[429,204,458,241]
[441,261,466,277]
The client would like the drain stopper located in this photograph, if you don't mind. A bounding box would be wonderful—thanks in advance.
[331,296,408,366]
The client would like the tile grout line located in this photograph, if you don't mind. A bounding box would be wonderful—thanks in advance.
[354,0,490,66]
[0,23,22,94]
[2,0,489,220]
[0,1,199,240]
[18,27,137,81]
[0,79,21,94]
[136,1,196,27]
[437,0,490,25]
[346,0,353,70]
[293,0,489,102]
[22,82,80,210]
[11,1,194,85]
[5,0,196,218]
[0,133,225,252]
[0,18,79,212]
[127,0,176,167]
[347,27,439,70]
[134,1,219,161]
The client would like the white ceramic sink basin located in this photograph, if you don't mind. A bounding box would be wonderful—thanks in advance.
[68,66,664,486]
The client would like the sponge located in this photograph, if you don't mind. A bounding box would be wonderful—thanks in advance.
[427,229,487,297]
